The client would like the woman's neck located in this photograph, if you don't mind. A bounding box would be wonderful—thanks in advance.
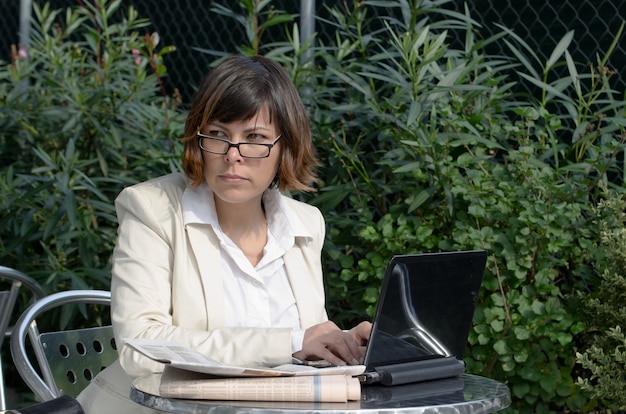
[214,196,268,266]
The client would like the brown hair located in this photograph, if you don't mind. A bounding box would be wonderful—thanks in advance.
[182,55,319,192]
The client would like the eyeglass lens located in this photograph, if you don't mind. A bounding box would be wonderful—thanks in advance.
[199,137,271,158]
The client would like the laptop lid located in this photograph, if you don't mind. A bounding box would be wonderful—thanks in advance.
[361,250,487,384]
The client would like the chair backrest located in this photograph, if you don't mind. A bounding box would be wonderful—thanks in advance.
[0,267,45,410]
[10,290,116,402]
[0,267,45,348]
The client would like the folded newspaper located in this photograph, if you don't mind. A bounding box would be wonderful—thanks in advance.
[159,365,362,402]
[125,338,364,402]
[124,338,366,378]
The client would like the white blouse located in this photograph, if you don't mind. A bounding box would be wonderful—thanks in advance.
[182,184,310,352]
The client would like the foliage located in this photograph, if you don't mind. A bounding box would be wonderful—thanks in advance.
[210,0,297,57]
[2,0,626,412]
[573,195,626,411]
[577,327,626,411]
[0,0,185,292]
[310,3,625,412]
[207,0,626,412]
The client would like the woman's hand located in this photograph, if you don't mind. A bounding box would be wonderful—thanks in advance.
[348,321,372,356]
[293,320,372,366]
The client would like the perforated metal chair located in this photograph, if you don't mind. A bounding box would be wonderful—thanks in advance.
[0,267,45,410]
[9,290,116,402]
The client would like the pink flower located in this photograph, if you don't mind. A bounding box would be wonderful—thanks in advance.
[131,49,141,65]
[17,48,28,60]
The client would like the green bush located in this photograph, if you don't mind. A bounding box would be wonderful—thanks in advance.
[0,0,185,292]
[573,194,626,411]
[213,1,626,412]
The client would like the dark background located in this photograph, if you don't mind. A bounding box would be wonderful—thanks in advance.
[1,0,624,104]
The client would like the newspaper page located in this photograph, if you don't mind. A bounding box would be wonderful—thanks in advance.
[124,338,365,377]
[159,366,362,402]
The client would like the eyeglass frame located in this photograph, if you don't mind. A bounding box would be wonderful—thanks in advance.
[196,132,282,159]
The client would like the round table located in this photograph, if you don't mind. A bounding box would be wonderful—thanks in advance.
[131,373,511,413]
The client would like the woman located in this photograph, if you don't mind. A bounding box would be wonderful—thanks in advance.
[77,55,371,413]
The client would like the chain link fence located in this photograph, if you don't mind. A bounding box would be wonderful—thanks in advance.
[1,0,624,103]
[449,0,625,98]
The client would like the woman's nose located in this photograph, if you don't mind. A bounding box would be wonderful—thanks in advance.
[224,144,243,162]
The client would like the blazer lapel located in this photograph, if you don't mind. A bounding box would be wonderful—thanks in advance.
[186,224,225,328]
[284,247,319,328]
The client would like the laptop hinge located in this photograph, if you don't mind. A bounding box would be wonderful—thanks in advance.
[374,356,465,386]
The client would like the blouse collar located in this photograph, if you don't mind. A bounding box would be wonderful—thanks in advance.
[182,183,312,250]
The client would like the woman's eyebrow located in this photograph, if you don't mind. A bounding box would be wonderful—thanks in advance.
[241,124,274,134]
[206,122,227,129]
[207,122,272,132]
[246,127,273,134]
[206,122,274,134]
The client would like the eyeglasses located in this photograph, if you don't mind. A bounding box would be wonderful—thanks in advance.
[197,133,282,159]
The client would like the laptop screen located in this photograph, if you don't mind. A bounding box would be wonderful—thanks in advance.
[363,250,487,370]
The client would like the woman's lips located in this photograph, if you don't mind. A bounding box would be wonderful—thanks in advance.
[219,174,247,183]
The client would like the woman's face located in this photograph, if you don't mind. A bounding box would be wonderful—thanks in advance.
[200,107,281,210]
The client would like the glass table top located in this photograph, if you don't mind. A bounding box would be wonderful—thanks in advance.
[131,373,511,414]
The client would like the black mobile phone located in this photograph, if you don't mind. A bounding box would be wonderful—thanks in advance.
[292,357,334,368]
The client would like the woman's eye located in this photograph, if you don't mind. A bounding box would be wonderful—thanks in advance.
[247,134,267,142]
[209,130,227,138]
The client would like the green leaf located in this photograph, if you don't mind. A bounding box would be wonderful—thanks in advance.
[545,30,574,71]
[531,299,545,315]
[493,339,509,355]
[517,72,571,102]
[514,325,531,340]
[512,382,531,398]
[158,45,177,56]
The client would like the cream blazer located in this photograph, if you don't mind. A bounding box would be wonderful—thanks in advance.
[77,173,329,414]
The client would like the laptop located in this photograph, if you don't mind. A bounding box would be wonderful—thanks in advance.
[357,250,487,386]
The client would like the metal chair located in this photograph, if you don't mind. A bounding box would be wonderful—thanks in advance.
[0,267,45,410]
[9,290,116,402]
[1,394,84,414]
